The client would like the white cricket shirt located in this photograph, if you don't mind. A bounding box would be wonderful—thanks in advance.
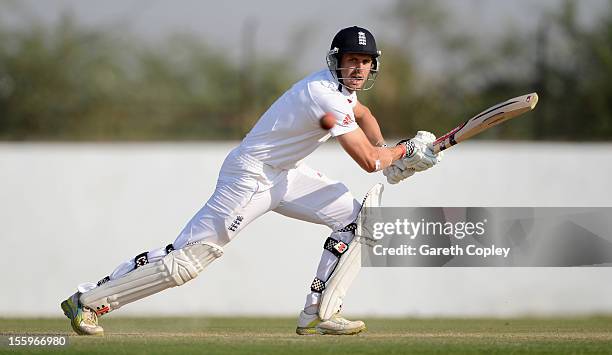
[239,69,359,169]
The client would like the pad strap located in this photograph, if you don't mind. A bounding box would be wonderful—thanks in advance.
[323,237,349,258]
[310,278,325,293]
[96,276,110,287]
[337,223,357,233]
[134,252,149,268]
[165,243,175,254]
[310,236,351,293]
[95,243,176,289]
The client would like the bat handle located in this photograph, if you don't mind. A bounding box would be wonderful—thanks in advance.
[431,142,442,155]
[431,138,450,154]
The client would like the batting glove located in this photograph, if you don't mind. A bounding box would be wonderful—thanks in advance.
[383,165,415,184]
[396,131,443,172]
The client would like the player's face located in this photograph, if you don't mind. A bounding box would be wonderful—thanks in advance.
[339,53,373,91]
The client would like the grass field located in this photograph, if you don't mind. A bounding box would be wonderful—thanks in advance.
[1,317,612,354]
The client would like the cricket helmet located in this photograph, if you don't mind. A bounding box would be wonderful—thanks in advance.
[327,26,381,91]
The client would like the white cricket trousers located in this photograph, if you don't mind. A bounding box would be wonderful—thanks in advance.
[94,146,361,311]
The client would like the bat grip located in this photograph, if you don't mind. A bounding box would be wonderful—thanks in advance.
[431,142,442,155]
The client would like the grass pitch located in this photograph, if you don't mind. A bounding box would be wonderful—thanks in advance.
[1,317,611,354]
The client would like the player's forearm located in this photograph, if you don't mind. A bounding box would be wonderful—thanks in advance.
[372,145,405,171]
[358,145,405,173]
[338,128,404,173]
[360,120,384,146]
[354,106,385,146]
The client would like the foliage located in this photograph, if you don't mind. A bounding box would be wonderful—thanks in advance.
[0,1,611,141]
[373,0,612,141]
[0,12,293,141]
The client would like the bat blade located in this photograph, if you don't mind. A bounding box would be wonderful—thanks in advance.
[432,93,539,153]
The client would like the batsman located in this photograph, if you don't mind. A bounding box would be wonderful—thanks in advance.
[61,26,443,336]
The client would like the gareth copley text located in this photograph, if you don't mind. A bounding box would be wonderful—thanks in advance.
[373,244,511,258]
[371,218,487,240]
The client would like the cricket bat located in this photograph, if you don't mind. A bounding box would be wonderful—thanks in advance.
[431,93,539,153]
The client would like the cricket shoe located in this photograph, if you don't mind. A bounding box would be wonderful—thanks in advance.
[296,310,366,335]
[60,292,104,336]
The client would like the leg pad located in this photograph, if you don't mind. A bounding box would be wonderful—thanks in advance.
[80,242,223,316]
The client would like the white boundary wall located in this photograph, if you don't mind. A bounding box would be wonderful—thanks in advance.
[1,142,611,317]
